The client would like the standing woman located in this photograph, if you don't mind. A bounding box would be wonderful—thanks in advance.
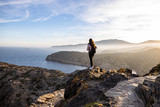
[87,38,97,69]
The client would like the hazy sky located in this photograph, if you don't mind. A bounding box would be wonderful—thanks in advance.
[0,0,160,47]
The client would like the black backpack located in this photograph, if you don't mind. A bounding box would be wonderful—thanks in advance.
[91,45,96,54]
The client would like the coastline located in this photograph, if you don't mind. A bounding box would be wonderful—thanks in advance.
[46,50,160,76]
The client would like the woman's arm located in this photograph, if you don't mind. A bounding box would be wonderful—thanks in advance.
[87,44,91,51]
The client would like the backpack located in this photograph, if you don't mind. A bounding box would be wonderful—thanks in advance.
[90,44,96,54]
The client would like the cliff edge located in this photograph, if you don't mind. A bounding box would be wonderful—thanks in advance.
[0,62,160,107]
[0,62,68,107]
[58,65,160,107]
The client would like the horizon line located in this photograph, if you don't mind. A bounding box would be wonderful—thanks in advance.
[1,39,160,48]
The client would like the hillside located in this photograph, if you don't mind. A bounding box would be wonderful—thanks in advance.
[46,48,160,75]
[0,62,68,107]
[0,62,160,107]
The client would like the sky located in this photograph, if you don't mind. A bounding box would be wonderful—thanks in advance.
[0,0,160,47]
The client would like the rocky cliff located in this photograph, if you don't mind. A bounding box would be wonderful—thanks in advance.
[60,67,138,107]
[0,62,68,107]
[0,62,160,107]
[58,65,160,107]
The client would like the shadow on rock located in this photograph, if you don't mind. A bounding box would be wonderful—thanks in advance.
[59,66,138,107]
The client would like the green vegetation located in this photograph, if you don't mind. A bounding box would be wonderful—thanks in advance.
[83,102,105,107]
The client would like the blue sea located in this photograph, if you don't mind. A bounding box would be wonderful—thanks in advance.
[0,47,86,73]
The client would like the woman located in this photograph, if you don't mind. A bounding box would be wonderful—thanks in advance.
[87,38,97,69]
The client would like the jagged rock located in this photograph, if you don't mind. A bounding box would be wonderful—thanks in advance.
[0,62,68,107]
[118,68,132,75]
[30,89,65,107]
[105,77,145,107]
[61,67,138,107]
[144,63,160,76]
[135,76,160,107]
[37,93,55,103]
[1,61,160,107]
[99,74,128,88]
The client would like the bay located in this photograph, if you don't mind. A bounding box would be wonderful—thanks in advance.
[0,47,86,73]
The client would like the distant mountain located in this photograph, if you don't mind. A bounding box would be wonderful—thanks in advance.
[95,39,132,45]
[52,39,160,48]
[140,40,160,44]
[51,39,160,52]
[52,39,132,48]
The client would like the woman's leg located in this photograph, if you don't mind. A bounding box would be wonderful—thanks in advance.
[89,52,94,67]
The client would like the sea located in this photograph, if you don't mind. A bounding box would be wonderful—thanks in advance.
[0,47,87,73]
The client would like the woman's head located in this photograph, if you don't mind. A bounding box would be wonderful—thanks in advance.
[89,38,92,43]
[89,38,95,47]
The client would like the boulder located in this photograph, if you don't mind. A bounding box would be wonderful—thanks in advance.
[135,76,160,107]
[61,67,137,107]
[30,89,65,107]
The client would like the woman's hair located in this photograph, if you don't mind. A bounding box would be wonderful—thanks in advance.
[89,38,96,47]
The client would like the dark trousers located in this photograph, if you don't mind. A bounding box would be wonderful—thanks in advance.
[89,52,94,67]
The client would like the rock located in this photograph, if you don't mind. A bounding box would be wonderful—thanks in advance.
[135,76,160,107]
[61,67,137,107]
[0,62,67,107]
[117,68,132,75]
[37,93,55,103]
[105,77,145,107]
[99,74,129,88]
[144,63,160,76]
[83,102,106,107]
[30,89,65,107]
[1,61,160,107]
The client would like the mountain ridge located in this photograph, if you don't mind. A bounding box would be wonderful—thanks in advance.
[51,39,160,47]
[140,40,160,44]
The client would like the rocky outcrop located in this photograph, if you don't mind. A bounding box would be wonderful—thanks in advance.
[1,61,160,107]
[59,66,138,107]
[56,66,159,107]
[135,76,160,107]
[30,89,65,107]
[136,62,160,107]
[0,62,68,107]
[144,63,160,76]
